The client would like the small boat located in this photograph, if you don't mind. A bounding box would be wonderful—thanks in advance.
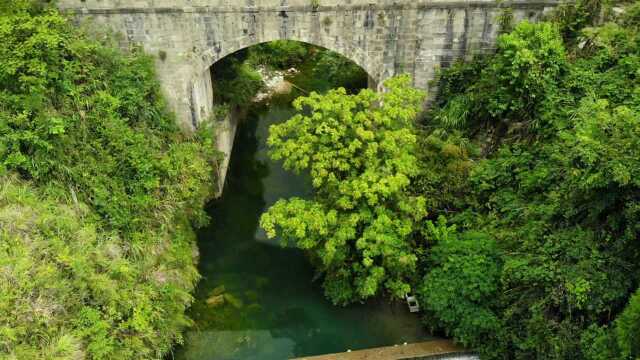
[405,293,420,313]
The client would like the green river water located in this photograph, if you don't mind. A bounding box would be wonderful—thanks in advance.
[174,79,431,360]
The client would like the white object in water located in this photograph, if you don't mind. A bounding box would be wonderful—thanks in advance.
[405,294,420,313]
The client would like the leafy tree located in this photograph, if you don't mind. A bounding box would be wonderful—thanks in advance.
[212,56,264,107]
[260,75,427,305]
[419,5,640,359]
[312,50,368,93]
[0,3,216,358]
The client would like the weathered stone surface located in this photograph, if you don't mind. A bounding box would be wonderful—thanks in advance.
[57,0,562,193]
[58,0,560,130]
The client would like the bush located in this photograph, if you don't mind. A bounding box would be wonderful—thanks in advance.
[0,176,200,359]
[246,40,311,69]
[433,21,567,135]
[212,56,264,106]
[419,219,504,358]
[0,3,217,358]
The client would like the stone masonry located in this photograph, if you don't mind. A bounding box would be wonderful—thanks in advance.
[57,0,562,193]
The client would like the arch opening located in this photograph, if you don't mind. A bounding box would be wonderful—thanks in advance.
[210,40,374,105]
[175,39,433,360]
[192,40,376,195]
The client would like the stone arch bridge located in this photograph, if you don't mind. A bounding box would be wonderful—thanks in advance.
[58,0,561,192]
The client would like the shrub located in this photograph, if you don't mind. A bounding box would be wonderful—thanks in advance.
[0,3,217,358]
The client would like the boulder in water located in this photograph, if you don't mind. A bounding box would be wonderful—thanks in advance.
[211,285,226,296]
[224,293,244,309]
[206,294,225,308]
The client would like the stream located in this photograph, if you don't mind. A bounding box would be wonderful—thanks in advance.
[173,70,432,360]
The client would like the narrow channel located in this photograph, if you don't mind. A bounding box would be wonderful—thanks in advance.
[174,67,432,360]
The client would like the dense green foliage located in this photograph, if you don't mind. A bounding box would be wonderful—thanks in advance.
[260,76,427,305]
[419,220,504,356]
[0,176,200,359]
[433,21,567,138]
[254,1,640,358]
[312,51,369,92]
[212,56,264,107]
[4,0,640,358]
[246,40,311,70]
[416,3,640,359]
[0,2,216,358]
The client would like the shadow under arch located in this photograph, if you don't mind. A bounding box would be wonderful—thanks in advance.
[194,37,380,97]
[211,39,377,97]
[191,38,377,196]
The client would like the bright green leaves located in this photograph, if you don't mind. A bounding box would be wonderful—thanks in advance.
[260,75,427,305]
[260,198,336,247]
[567,98,640,188]
[268,76,423,205]
[47,116,66,135]
[419,220,503,356]
[0,177,202,359]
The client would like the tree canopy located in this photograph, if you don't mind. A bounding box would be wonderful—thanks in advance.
[260,76,427,305]
[415,3,640,358]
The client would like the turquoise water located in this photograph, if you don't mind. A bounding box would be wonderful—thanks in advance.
[174,97,431,360]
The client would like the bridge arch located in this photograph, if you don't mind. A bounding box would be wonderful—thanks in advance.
[191,38,375,194]
[189,37,377,128]
[58,0,561,194]
[59,0,560,132]
[198,38,376,88]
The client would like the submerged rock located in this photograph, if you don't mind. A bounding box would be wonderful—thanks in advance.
[244,290,259,302]
[224,293,244,309]
[211,285,226,296]
[206,294,225,308]
[247,303,263,313]
[255,276,270,289]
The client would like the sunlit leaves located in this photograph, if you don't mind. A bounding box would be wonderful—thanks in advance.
[260,75,427,304]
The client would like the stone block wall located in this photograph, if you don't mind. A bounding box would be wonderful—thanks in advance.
[59,0,560,130]
[58,0,561,193]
